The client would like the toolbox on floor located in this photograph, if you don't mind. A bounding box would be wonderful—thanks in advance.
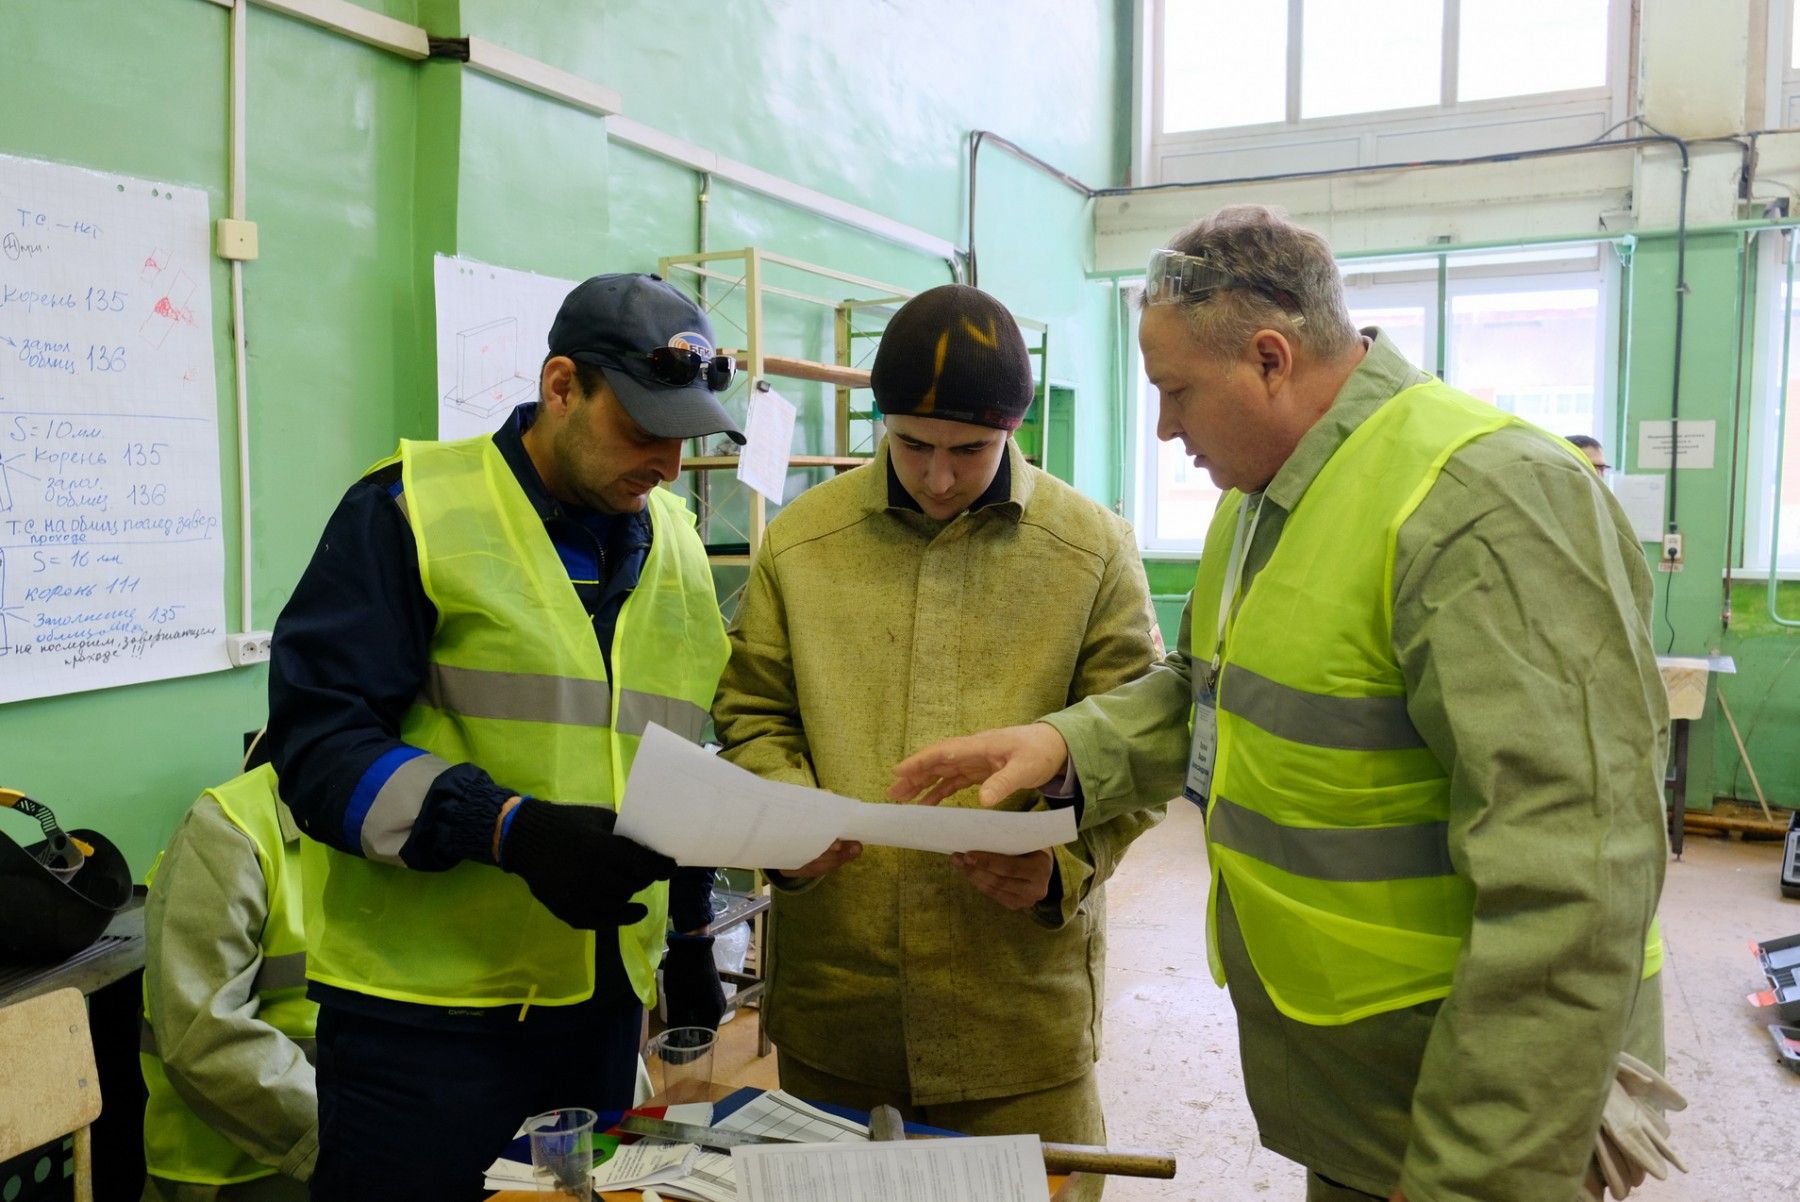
[1751,933,1800,1023]
[1771,1025,1800,1075]
[1783,810,1800,899]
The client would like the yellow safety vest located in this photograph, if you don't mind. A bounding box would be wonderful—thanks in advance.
[302,436,727,1009]
[141,764,317,1185]
[1190,380,1663,1025]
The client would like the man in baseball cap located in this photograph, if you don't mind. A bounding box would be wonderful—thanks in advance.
[264,271,736,1199]
[548,272,745,446]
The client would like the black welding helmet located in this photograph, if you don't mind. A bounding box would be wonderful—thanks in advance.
[0,789,132,962]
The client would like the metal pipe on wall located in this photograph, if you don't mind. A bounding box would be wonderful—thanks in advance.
[229,0,255,635]
[1770,232,1800,627]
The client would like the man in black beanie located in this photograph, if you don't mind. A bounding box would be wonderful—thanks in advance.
[714,283,1164,1199]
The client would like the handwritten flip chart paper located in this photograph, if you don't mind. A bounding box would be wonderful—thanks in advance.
[434,255,576,440]
[736,386,797,503]
[0,153,228,703]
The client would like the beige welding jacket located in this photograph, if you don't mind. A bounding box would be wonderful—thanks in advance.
[713,439,1165,1105]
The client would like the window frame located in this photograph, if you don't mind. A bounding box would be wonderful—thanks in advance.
[1125,294,1230,557]
[1127,243,1621,556]
[1743,227,1800,578]
[1769,0,1800,128]
[1139,0,1632,186]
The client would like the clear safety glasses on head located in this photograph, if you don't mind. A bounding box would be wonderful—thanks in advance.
[1143,248,1305,324]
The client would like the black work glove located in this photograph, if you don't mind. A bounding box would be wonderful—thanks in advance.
[661,934,727,1031]
[501,799,675,930]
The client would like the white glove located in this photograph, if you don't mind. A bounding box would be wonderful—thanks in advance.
[1581,1053,1687,1200]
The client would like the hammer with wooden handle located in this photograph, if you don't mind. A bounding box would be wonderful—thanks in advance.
[866,1103,1178,1180]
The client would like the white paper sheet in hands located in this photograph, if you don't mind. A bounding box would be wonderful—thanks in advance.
[617,725,1077,869]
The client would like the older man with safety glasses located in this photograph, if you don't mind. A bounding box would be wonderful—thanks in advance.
[892,207,1682,1202]
[266,274,740,1202]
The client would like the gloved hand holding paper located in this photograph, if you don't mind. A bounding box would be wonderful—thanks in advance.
[617,725,1076,869]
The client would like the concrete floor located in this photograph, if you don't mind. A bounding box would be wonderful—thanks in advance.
[713,799,1800,1200]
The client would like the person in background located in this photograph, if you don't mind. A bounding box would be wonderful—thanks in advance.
[265,274,736,1202]
[891,207,1677,1202]
[140,732,315,1202]
[714,284,1164,1200]
[1566,433,1610,473]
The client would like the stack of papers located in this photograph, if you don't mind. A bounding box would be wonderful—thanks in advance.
[642,1092,871,1201]
[480,1102,714,1193]
[734,1134,1046,1202]
[482,1093,866,1200]
[598,1145,735,1202]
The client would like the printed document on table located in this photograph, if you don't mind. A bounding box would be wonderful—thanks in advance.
[733,1133,1045,1202]
[714,1090,869,1144]
[617,725,1076,869]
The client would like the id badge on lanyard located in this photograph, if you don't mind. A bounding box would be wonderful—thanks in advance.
[1185,495,1262,809]
[1183,671,1219,806]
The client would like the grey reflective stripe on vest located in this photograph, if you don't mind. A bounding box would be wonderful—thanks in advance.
[420,663,611,727]
[615,690,708,742]
[1209,795,1454,882]
[140,1012,311,1058]
[1221,665,1424,751]
[361,751,452,865]
[251,951,308,996]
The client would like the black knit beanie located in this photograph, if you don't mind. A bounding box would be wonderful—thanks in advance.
[871,284,1033,430]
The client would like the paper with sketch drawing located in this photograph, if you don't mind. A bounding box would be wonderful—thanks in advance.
[616,725,1076,869]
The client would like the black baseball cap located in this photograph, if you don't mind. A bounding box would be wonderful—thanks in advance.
[548,273,746,445]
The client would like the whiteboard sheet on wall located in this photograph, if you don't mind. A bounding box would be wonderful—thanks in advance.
[0,153,228,704]
[434,255,576,440]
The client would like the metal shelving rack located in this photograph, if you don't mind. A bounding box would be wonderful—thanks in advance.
[657,248,912,565]
[657,247,1054,565]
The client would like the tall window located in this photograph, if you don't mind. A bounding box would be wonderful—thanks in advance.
[1146,0,1625,184]
[1132,244,1613,555]
[1771,0,1800,127]
[1133,366,1222,550]
[1746,233,1800,575]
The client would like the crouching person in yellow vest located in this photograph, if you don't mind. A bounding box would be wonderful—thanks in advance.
[140,737,317,1202]
[264,274,738,1202]
[893,207,1679,1202]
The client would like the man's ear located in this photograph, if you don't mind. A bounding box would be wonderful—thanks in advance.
[1252,329,1293,394]
[540,355,578,414]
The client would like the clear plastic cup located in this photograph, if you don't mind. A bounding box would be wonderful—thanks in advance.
[527,1106,596,1198]
[646,1026,716,1104]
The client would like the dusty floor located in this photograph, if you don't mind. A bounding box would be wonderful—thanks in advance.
[713,799,1800,1199]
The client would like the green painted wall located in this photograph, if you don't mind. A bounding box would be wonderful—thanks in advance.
[1620,232,1800,815]
[0,0,1129,876]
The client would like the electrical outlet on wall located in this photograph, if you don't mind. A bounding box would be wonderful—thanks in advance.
[227,631,273,666]
[1659,531,1684,573]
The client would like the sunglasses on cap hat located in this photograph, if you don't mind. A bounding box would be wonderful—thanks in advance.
[600,345,737,392]
[1144,248,1305,323]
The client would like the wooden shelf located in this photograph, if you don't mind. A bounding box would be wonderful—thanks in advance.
[707,554,754,567]
[685,455,867,471]
[720,350,871,389]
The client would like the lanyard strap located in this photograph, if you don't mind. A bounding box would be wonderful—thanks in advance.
[1211,493,1264,682]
